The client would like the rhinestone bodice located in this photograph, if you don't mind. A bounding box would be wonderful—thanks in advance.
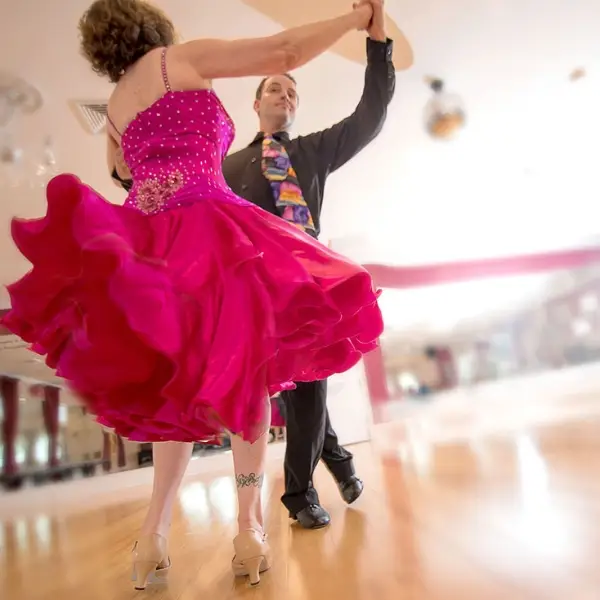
[120,89,242,214]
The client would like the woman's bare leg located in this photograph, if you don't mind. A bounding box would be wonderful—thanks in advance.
[230,429,269,532]
[140,442,194,537]
[139,395,270,537]
[230,396,271,533]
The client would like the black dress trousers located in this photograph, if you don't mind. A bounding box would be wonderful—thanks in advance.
[278,379,355,514]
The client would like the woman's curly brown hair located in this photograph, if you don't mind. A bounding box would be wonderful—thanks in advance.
[79,0,176,83]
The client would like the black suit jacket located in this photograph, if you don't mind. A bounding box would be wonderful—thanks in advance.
[221,38,395,238]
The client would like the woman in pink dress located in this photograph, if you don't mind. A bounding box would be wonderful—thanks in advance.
[2,0,383,587]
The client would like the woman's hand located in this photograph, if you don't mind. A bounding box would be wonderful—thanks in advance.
[352,0,374,31]
[366,0,387,41]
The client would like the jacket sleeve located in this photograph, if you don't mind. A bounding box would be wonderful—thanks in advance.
[301,38,395,176]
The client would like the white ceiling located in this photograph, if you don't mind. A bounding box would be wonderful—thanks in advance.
[1,0,600,383]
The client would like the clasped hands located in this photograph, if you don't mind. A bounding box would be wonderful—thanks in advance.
[353,0,386,41]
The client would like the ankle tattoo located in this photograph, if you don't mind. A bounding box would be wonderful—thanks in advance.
[235,472,264,488]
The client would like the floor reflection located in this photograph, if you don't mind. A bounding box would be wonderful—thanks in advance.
[1,378,286,493]
[3,407,600,598]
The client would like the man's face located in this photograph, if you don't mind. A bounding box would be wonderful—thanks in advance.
[254,75,298,129]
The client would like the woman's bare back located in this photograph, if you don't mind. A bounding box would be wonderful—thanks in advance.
[107,46,211,138]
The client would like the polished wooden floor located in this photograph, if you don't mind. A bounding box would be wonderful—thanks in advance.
[3,400,600,600]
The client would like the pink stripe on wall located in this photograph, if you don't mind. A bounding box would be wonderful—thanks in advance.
[364,247,600,289]
[363,344,389,405]
[361,246,600,413]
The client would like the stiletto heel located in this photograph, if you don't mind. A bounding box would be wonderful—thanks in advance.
[242,555,263,586]
[131,534,170,590]
[133,561,161,590]
[231,529,272,586]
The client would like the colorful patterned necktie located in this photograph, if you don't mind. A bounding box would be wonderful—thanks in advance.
[261,135,315,233]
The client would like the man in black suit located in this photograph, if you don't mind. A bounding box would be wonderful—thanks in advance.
[221,6,395,529]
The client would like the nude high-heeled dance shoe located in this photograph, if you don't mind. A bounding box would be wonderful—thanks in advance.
[231,529,272,586]
[131,534,171,590]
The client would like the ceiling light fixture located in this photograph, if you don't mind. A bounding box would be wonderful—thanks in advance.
[0,72,57,189]
[424,78,466,141]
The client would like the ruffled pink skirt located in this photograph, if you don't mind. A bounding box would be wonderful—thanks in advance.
[3,175,383,442]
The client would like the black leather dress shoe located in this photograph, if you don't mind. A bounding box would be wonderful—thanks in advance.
[290,504,331,529]
[338,475,364,505]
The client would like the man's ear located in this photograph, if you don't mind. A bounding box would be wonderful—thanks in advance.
[253,99,261,116]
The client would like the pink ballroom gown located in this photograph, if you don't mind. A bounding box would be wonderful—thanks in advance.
[2,81,383,443]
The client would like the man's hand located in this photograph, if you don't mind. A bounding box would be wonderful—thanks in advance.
[114,148,131,179]
[366,0,386,42]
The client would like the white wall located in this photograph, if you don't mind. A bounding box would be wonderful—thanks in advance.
[381,362,600,445]
[326,363,373,446]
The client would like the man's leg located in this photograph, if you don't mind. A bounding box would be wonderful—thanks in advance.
[321,413,364,504]
[321,412,354,481]
[279,380,330,529]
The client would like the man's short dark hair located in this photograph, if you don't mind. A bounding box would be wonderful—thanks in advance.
[255,73,297,100]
